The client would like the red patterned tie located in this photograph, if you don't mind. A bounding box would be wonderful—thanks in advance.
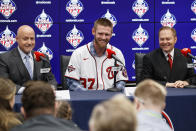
[168,54,172,70]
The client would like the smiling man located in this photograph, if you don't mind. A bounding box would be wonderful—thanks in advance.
[0,25,57,93]
[141,26,195,88]
[65,18,128,91]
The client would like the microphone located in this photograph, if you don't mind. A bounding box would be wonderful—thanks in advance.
[106,49,124,65]
[34,51,51,81]
[34,51,49,63]
[181,48,196,60]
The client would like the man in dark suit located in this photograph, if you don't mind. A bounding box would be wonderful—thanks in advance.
[0,25,57,93]
[142,26,195,88]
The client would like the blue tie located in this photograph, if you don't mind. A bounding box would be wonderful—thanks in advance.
[24,55,33,79]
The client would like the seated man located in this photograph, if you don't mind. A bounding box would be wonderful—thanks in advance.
[65,18,128,91]
[141,26,195,88]
[134,79,172,131]
[0,25,57,93]
[11,81,81,131]
[89,94,137,131]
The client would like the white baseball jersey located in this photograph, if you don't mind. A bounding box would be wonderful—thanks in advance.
[65,42,128,90]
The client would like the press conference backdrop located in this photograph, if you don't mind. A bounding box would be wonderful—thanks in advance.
[0,0,196,84]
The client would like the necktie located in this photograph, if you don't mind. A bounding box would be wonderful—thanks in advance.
[24,55,33,79]
[168,54,173,70]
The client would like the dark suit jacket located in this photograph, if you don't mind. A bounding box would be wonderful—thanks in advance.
[11,114,81,131]
[141,48,196,85]
[0,48,57,91]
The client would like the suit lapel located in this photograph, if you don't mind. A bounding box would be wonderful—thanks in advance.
[13,48,31,80]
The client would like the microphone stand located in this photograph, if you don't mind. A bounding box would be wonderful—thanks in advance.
[41,58,51,82]
[107,59,122,92]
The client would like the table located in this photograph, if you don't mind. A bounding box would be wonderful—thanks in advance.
[15,88,196,131]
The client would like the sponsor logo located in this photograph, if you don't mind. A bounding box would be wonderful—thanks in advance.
[37,42,53,60]
[160,9,176,28]
[0,25,16,50]
[102,9,117,28]
[66,0,83,19]
[102,9,117,36]
[66,25,84,48]
[190,1,196,21]
[162,0,175,5]
[0,0,17,19]
[132,24,149,48]
[191,28,196,42]
[132,0,149,18]
[101,0,115,5]
[35,9,53,34]
[191,0,196,15]
[35,0,51,4]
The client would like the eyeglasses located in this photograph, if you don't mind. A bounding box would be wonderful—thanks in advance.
[134,95,145,105]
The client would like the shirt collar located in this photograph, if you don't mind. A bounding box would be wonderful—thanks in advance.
[162,48,174,59]
[18,46,33,59]
[89,41,107,57]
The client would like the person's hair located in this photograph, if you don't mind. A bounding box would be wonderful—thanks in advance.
[93,18,113,32]
[56,101,72,120]
[0,78,21,131]
[134,79,167,107]
[158,26,177,37]
[89,94,137,131]
[22,81,55,118]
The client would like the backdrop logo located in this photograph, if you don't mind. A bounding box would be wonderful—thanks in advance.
[66,25,84,48]
[132,0,149,18]
[132,24,149,47]
[160,9,176,28]
[102,9,117,27]
[66,0,83,18]
[191,0,196,15]
[132,60,135,69]
[0,0,16,19]
[37,42,53,60]
[191,28,196,42]
[35,9,53,34]
[0,25,16,50]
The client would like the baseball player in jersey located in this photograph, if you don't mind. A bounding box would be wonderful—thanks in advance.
[65,18,128,90]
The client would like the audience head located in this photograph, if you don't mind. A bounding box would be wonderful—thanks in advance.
[0,78,16,111]
[89,94,137,131]
[16,25,35,54]
[158,26,177,53]
[21,81,55,119]
[56,101,72,120]
[0,78,21,131]
[134,79,167,112]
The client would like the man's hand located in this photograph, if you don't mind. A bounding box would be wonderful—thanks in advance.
[166,81,189,88]
[174,80,189,88]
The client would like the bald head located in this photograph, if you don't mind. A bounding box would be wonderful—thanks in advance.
[16,25,35,54]
[17,25,35,36]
